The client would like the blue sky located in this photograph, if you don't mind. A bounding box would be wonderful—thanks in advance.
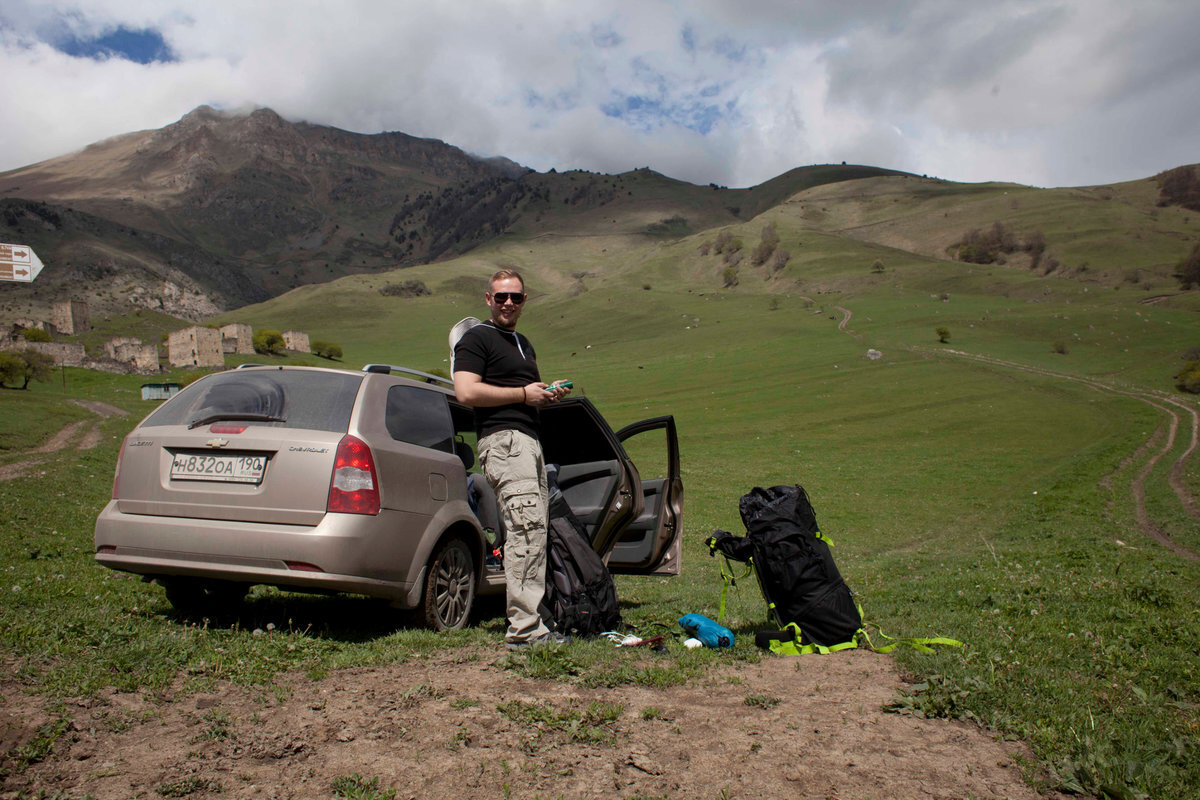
[0,0,1197,188]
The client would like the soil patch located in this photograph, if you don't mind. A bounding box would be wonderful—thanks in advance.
[1,649,1063,799]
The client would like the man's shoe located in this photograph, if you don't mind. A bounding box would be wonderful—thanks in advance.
[505,631,572,651]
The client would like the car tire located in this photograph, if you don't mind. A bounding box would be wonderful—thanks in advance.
[162,578,249,617]
[421,537,476,631]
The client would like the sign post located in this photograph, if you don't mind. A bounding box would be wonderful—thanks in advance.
[0,243,45,282]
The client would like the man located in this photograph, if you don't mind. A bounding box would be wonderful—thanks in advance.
[453,269,571,649]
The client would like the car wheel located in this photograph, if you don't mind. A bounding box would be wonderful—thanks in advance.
[421,537,476,631]
[162,578,249,617]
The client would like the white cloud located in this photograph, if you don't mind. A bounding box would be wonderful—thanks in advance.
[0,0,1196,188]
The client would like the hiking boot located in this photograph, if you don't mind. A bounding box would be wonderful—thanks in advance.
[505,631,571,651]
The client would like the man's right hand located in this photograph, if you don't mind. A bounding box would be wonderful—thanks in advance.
[523,382,552,406]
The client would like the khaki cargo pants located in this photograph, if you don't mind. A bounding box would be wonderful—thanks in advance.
[478,429,551,644]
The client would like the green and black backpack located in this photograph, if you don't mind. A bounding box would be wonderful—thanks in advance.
[708,485,961,655]
[708,485,861,653]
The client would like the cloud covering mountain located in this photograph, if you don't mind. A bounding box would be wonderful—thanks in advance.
[0,0,1197,188]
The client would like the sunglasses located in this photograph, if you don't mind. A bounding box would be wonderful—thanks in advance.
[491,292,526,305]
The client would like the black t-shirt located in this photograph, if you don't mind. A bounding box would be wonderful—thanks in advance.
[453,322,542,439]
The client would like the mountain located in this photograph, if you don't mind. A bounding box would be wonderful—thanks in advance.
[0,106,905,322]
[0,106,527,319]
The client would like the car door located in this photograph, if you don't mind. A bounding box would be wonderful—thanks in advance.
[608,415,683,576]
[539,398,643,559]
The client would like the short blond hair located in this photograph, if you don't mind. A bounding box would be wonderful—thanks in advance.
[489,268,524,290]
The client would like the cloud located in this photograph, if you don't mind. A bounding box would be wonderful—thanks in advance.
[0,0,1196,188]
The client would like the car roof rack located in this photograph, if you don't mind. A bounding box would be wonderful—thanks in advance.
[362,364,454,389]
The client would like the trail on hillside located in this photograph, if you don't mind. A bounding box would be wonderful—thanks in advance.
[921,347,1199,561]
[0,400,126,482]
[824,299,1197,559]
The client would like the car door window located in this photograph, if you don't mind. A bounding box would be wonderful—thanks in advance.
[386,385,454,453]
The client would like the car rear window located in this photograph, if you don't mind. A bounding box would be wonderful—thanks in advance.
[141,369,363,433]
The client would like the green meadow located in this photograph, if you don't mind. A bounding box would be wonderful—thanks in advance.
[1,175,1197,798]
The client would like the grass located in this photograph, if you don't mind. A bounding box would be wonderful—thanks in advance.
[331,774,397,800]
[497,699,624,747]
[2,179,1198,799]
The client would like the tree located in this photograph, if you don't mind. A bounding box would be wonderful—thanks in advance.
[770,249,791,272]
[751,222,780,265]
[311,340,343,360]
[0,349,54,389]
[253,329,285,355]
[712,230,734,254]
[1174,243,1200,289]
[1157,166,1200,211]
[871,259,885,274]
[936,326,950,344]
[1176,362,1200,394]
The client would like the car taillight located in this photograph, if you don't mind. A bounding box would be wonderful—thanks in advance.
[327,434,380,515]
[111,434,130,499]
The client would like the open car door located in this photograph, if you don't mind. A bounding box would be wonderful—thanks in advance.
[607,415,683,576]
[524,399,683,575]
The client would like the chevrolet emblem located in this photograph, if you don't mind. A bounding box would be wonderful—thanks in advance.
[206,438,230,448]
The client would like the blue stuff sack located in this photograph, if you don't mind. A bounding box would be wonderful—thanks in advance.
[679,613,734,648]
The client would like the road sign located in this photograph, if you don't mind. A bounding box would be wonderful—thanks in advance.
[0,243,44,282]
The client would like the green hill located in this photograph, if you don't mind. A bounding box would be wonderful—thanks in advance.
[3,158,1198,798]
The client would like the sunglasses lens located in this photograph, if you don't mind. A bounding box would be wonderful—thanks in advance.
[495,292,525,305]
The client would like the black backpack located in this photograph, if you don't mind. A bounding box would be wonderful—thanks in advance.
[709,485,861,648]
[538,472,621,637]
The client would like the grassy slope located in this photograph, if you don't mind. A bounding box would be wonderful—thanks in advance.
[3,174,1197,798]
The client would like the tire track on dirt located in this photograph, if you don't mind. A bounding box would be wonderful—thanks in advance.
[0,400,127,482]
[834,305,856,336]
[933,348,1200,561]
[828,301,1197,559]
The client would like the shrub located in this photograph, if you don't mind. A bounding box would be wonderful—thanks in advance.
[1173,243,1200,289]
[951,222,1044,265]
[751,223,779,265]
[770,249,791,272]
[936,326,950,343]
[1053,341,1069,355]
[21,327,51,342]
[311,340,343,360]
[379,280,431,298]
[722,266,739,288]
[871,259,885,273]
[644,215,690,237]
[253,329,285,355]
[1176,361,1200,394]
[1157,166,1200,211]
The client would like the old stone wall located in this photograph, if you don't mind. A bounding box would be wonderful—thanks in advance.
[220,323,254,354]
[282,330,310,353]
[23,341,87,367]
[168,326,223,368]
[51,301,90,335]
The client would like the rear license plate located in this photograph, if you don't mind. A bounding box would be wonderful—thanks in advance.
[170,452,267,484]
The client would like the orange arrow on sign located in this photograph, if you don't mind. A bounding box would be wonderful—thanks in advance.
[15,269,28,277]
[14,250,27,258]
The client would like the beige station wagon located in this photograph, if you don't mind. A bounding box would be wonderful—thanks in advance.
[94,364,683,629]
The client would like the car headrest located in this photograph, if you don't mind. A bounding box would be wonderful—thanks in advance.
[454,440,474,471]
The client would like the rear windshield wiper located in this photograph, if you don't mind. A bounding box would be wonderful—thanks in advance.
[188,413,288,429]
